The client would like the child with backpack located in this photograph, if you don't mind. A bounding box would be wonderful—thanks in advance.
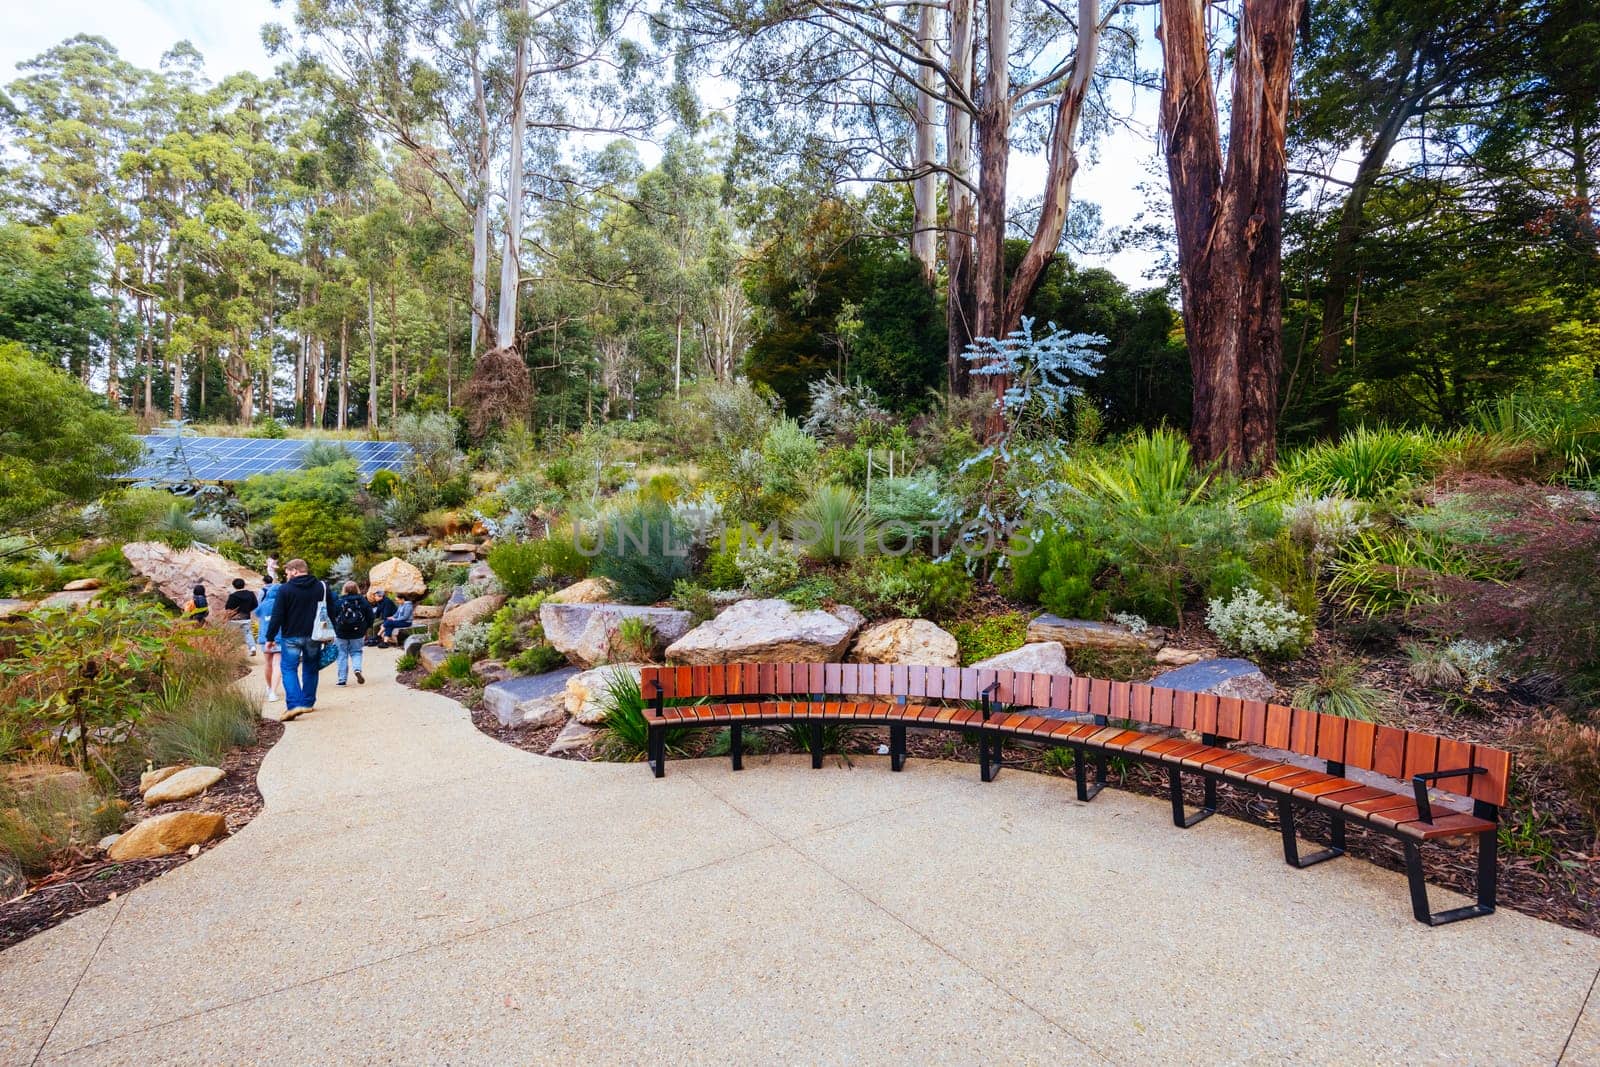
[331,580,376,685]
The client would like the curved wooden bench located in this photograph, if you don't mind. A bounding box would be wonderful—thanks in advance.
[640,663,1511,926]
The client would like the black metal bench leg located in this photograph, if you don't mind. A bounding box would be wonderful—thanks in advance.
[1167,767,1215,827]
[1072,746,1104,802]
[1403,829,1498,926]
[980,731,1001,782]
[810,722,824,769]
[889,723,907,772]
[729,724,743,771]
[1276,797,1343,867]
[648,724,664,778]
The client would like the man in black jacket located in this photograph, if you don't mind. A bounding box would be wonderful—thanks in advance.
[263,559,331,719]
[222,578,259,655]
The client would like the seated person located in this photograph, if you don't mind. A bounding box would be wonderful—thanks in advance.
[380,596,415,645]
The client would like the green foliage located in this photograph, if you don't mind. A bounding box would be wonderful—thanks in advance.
[395,652,420,672]
[1471,388,1600,486]
[592,498,692,604]
[0,771,122,875]
[271,500,365,574]
[949,612,1031,666]
[487,541,545,597]
[450,622,491,661]
[843,555,971,620]
[1279,426,1443,500]
[592,669,694,762]
[506,644,567,675]
[780,575,839,610]
[1205,587,1309,659]
[790,483,874,561]
[669,580,718,623]
[1290,655,1390,721]
[443,652,474,680]
[300,439,354,469]
[733,539,800,596]
[613,617,658,662]
[758,418,821,503]
[237,462,360,520]
[699,545,744,590]
[367,468,401,499]
[0,343,140,550]
[144,686,259,766]
[867,472,948,536]
[1325,529,1495,617]
[1006,531,1108,620]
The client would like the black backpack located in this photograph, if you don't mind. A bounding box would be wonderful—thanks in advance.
[332,595,368,638]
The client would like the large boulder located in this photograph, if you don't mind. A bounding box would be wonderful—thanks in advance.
[107,811,228,861]
[565,663,644,725]
[0,598,36,619]
[539,603,695,669]
[1150,657,1276,703]
[142,766,224,806]
[368,557,426,598]
[36,589,102,611]
[849,619,959,667]
[665,599,864,665]
[1026,615,1160,654]
[547,577,613,604]
[122,542,263,615]
[481,668,581,727]
[969,642,1072,675]
[439,594,506,649]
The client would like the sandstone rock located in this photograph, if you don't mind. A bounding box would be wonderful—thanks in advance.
[1155,647,1206,668]
[385,534,431,554]
[665,599,864,665]
[139,765,186,795]
[1026,615,1160,653]
[62,577,102,592]
[565,663,645,725]
[546,719,596,755]
[107,811,228,861]
[36,589,101,611]
[418,643,449,673]
[413,604,444,621]
[969,642,1072,675]
[439,594,506,649]
[849,619,959,667]
[467,560,494,585]
[470,659,513,686]
[0,598,37,619]
[539,603,695,668]
[1150,657,1276,703]
[122,542,263,616]
[447,542,478,554]
[547,577,613,604]
[481,656,575,729]
[368,557,426,598]
[143,766,225,805]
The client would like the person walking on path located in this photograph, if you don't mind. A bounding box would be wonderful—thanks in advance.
[255,576,283,702]
[332,580,374,686]
[222,577,259,654]
[186,584,209,627]
[264,559,332,720]
[265,555,280,583]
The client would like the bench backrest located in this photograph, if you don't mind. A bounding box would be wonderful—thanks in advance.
[639,662,1512,807]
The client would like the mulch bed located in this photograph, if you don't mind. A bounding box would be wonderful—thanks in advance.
[0,718,285,952]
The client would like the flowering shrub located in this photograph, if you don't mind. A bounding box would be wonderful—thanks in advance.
[1284,493,1369,556]
[1205,587,1308,658]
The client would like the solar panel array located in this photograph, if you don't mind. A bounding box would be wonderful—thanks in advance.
[126,436,412,484]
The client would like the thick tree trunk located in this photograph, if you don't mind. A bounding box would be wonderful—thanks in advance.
[1314,52,1421,438]
[972,0,1011,346]
[337,318,349,432]
[367,279,379,429]
[945,0,978,393]
[1159,0,1303,470]
[496,0,530,352]
[910,2,939,284]
[1001,0,1101,329]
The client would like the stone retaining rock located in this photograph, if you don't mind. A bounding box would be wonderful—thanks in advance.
[0,598,36,619]
[402,633,429,658]
[1154,647,1206,668]
[418,643,449,673]
[968,642,1072,675]
[849,619,959,667]
[36,589,102,611]
[540,602,694,668]
[480,668,580,727]
[413,604,444,621]
[368,557,426,598]
[107,811,228,861]
[665,599,864,665]
[439,594,506,649]
[142,766,225,805]
[1149,657,1276,702]
[1026,615,1160,653]
[547,577,613,604]
[565,664,644,725]
[547,719,596,754]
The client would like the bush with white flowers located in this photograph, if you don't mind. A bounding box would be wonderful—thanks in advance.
[1284,492,1369,556]
[1205,586,1308,658]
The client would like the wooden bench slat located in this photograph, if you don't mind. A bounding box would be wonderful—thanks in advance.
[1264,704,1292,750]
[1316,713,1348,763]
[1239,701,1268,746]
[1372,725,1408,779]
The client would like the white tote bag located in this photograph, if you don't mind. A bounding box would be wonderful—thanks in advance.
[310,580,337,642]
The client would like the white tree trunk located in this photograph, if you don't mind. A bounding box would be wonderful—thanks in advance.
[911,2,939,283]
[496,0,530,350]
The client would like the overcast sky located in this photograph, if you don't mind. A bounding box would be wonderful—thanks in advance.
[3,0,1167,287]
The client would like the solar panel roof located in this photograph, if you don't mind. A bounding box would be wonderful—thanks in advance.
[126,435,413,484]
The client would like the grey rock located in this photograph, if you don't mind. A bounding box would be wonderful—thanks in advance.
[402,633,429,659]
[539,602,695,668]
[1149,657,1276,702]
[1026,615,1159,653]
[969,642,1072,675]
[418,643,449,673]
[546,719,597,755]
[665,598,864,665]
[481,669,580,728]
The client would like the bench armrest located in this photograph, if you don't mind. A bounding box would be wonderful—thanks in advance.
[1411,766,1486,823]
[979,680,1001,720]
[650,677,664,718]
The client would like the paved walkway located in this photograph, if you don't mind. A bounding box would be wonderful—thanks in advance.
[3,648,1598,1065]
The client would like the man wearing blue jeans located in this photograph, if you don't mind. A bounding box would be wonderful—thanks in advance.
[263,558,330,720]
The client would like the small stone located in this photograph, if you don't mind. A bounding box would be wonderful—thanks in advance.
[2,763,91,797]
[968,642,1072,675]
[1155,647,1206,668]
[138,765,186,795]
[143,766,225,805]
[187,844,201,857]
[520,697,568,729]
[62,577,102,591]
[108,811,228,861]
[1150,657,1277,702]
[98,833,122,851]
[470,659,512,685]
[546,719,596,754]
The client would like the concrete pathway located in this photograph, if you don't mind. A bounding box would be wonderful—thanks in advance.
[3,648,1598,1065]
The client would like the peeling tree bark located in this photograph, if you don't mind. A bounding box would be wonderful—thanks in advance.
[1159,0,1303,470]
[911,2,940,285]
[972,0,1012,347]
[945,0,979,394]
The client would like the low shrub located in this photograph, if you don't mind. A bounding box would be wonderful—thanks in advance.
[669,580,718,624]
[1205,586,1308,659]
[1278,425,1443,500]
[1005,530,1108,620]
[0,770,123,874]
[789,484,874,562]
[843,555,971,620]
[592,498,693,604]
[1290,655,1389,722]
[506,644,567,675]
[1325,529,1492,618]
[699,544,744,590]
[612,617,658,663]
[144,685,259,766]
[395,652,420,672]
[486,541,543,597]
[735,540,801,597]
[443,652,474,680]
[949,612,1030,666]
[1526,716,1600,844]
[780,575,839,610]
[592,668,694,762]
[450,622,491,662]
